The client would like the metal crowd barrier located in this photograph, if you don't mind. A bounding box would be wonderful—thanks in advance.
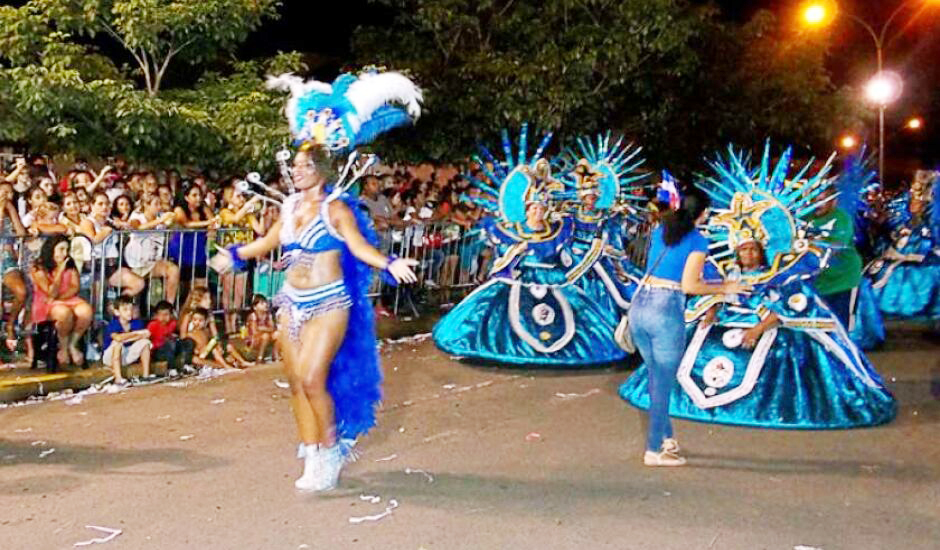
[0,220,651,358]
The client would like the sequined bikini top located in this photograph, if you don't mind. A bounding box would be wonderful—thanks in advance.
[279,194,345,266]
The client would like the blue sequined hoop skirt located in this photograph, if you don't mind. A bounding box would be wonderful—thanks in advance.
[850,279,886,350]
[619,322,896,429]
[867,250,940,321]
[433,267,626,367]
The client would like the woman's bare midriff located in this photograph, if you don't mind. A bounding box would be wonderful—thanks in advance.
[644,274,682,288]
[284,249,344,290]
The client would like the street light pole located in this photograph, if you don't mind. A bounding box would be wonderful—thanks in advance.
[836,2,924,184]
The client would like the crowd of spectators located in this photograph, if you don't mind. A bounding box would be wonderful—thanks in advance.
[0,154,291,379]
[0,153,484,378]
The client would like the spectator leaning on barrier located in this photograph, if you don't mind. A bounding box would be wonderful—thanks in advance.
[0,181,29,354]
[79,192,146,298]
[360,175,397,230]
[126,194,180,303]
[217,182,263,334]
[171,184,219,287]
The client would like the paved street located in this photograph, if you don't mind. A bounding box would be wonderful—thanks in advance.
[2,326,939,550]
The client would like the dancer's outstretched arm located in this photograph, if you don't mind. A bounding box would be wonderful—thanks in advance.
[329,201,418,284]
[233,219,283,260]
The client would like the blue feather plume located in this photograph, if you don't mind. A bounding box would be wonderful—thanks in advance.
[352,105,413,149]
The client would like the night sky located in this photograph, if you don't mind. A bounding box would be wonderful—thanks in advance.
[240,0,939,168]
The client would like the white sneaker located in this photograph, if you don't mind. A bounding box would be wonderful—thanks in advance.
[662,438,680,454]
[643,449,686,467]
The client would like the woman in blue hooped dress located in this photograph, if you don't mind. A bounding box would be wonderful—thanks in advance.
[865,173,940,322]
[433,197,627,366]
[565,190,638,317]
[620,239,896,429]
[560,166,642,353]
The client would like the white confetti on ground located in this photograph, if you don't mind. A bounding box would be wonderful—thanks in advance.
[374,454,398,462]
[348,499,399,524]
[554,388,601,400]
[73,525,122,546]
[404,468,434,483]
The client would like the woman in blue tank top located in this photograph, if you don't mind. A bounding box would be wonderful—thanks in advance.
[628,189,750,466]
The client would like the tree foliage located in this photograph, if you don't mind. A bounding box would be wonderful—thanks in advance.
[353,0,865,171]
[0,1,295,172]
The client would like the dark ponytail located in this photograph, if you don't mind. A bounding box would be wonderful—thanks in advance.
[662,188,710,246]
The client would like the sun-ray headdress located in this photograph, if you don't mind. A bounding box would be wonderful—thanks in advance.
[552,133,651,218]
[834,146,881,247]
[697,141,838,283]
[462,123,563,225]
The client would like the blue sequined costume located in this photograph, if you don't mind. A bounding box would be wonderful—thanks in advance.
[849,279,886,350]
[271,189,383,441]
[866,185,940,321]
[434,217,625,366]
[434,128,647,366]
[835,150,886,350]
[619,269,896,429]
[258,68,423,442]
[621,142,897,430]
[565,210,638,320]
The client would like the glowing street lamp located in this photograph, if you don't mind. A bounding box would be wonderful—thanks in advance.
[802,3,829,26]
[906,117,923,130]
[801,1,939,182]
[839,135,858,150]
[865,71,903,105]
[863,71,903,184]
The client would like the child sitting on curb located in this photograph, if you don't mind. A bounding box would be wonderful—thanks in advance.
[186,307,252,370]
[147,300,194,374]
[102,295,152,386]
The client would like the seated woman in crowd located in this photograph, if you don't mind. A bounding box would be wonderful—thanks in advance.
[79,191,145,298]
[58,192,84,235]
[20,185,48,230]
[30,235,94,367]
[74,188,91,214]
[110,194,134,230]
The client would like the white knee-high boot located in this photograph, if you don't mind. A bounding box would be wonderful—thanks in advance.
[294,444,322,491]
[318,444,343,491]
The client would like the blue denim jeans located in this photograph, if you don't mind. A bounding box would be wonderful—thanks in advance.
[628,287,687,451]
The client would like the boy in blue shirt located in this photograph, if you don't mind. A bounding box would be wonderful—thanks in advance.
[103,296,152,385]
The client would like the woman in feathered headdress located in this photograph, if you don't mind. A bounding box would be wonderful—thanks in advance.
[215,69,422,492]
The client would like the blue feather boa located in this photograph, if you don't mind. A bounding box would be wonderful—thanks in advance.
[326,191,383,440]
